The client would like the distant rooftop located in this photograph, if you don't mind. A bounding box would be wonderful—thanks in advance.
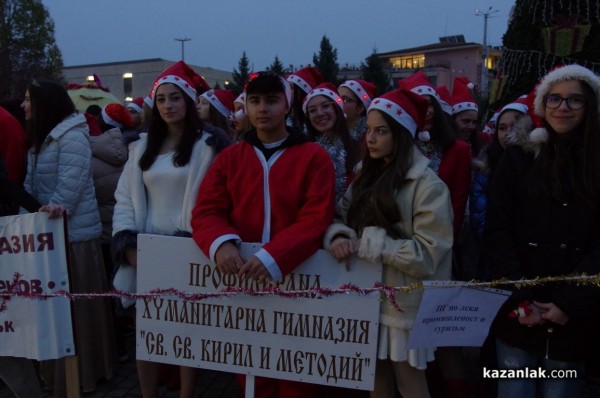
[63,58,167,69]
[378,40,481,57]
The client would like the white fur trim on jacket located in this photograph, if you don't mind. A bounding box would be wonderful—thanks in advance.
[358,226,387,264]
[534,64,600,117]
[323,223,357,250]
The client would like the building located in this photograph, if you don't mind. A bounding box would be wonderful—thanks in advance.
[339,35,501,97]
[63,58,233,103]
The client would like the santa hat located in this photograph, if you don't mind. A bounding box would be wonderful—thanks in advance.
[451,76,478,115]
[234,93,245,105]
[286,66,324,94]
[102,103,134,129]
[151,60,208,102]
[499,94,529,115]
[302,83,343,114]
[367,88,429,140]
[338,79,377,108]
[398,70,441,105]
[126,97,144,113]
[201,89,236,118]
[435,85,453,115]
[143,94,153,109]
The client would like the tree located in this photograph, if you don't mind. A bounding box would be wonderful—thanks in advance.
[312,35,339,84]
[231,51,251,94]
[361,49,390,94]
[267,55,285,76]
[490,0,600,109]
[0,0,64,100]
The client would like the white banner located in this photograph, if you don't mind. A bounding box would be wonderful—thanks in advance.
[407,281,510,349]
[137,234,381,390]
[0,212,74,360]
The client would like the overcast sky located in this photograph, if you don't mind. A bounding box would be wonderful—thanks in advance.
[42,0,515,72]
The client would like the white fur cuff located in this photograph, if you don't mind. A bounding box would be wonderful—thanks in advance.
[358,226,387,264]
[323,223,357,249]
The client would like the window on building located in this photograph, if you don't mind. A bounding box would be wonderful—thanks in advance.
[123,73,133,99]
[390,54,426,69]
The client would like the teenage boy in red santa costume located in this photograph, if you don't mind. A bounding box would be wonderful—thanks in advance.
[191,71,336,398]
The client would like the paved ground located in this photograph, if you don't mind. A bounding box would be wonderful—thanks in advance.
[2,338,600,397]
[0,333,241,398]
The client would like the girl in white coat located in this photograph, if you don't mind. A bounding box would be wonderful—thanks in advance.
[111,61,229,398]
[324,88,453,398]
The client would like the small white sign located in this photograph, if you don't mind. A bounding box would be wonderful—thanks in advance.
[136,234,382,390]
[407,281,510,349]
[0,213,74,360]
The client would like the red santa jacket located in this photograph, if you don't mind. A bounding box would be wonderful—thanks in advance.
[438,139,472,238]
[0,106,27,183]
[192,130,336,279]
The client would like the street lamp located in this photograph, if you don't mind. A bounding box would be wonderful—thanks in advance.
[475,7,499,101]
[175,37,191,61]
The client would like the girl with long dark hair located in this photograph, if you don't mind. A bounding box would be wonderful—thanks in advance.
[324,88,453,398]
[111,61,229,398]
[484,65,600,397]
[21,79,116,395]
[303,83,359,202]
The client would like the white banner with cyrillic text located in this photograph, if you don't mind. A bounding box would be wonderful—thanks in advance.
[0,212,74,360]
[407,281,510,348]
[137,234,381,390]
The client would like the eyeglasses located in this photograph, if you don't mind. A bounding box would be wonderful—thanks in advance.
[543,95,586,110]
[306,101,335,116]
[341,95,358,104]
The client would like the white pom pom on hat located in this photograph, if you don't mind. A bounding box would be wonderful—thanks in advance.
[418,130,431,142]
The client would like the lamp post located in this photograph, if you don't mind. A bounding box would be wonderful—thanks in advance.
[175,37,191,61]
[475,7,499,101]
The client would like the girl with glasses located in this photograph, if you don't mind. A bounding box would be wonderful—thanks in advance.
[484,64,600,398]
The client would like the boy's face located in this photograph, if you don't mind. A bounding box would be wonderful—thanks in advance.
[246,91,288,134]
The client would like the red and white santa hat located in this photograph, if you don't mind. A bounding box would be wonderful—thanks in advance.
[435,85,453,115]
[302,83,343,114]
[143,94,153,108]
[451,76,479,115]
[102,103,134,129]
[126,97,144,113]
[367,88,428,139]
[398,70,441,105]
[234,93,245,105]
[150,60,209,102]
[499,94,529,115]
[338,79,377,108]
[286,66,324,94]
[201,89,236,118]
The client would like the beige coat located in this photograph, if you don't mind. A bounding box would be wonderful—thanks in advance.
[324,148,453,330]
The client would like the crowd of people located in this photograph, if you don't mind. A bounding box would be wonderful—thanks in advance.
[1,60,600,398]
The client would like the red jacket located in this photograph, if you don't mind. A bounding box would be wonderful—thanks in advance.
[192,132,336,279]
[438,139,472,238]
[0,107,27,183]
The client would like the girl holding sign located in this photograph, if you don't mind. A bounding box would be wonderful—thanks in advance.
[21,79,116,395]
[112,61,229,398]
[324,88,454,398]
[484,65,600,397]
